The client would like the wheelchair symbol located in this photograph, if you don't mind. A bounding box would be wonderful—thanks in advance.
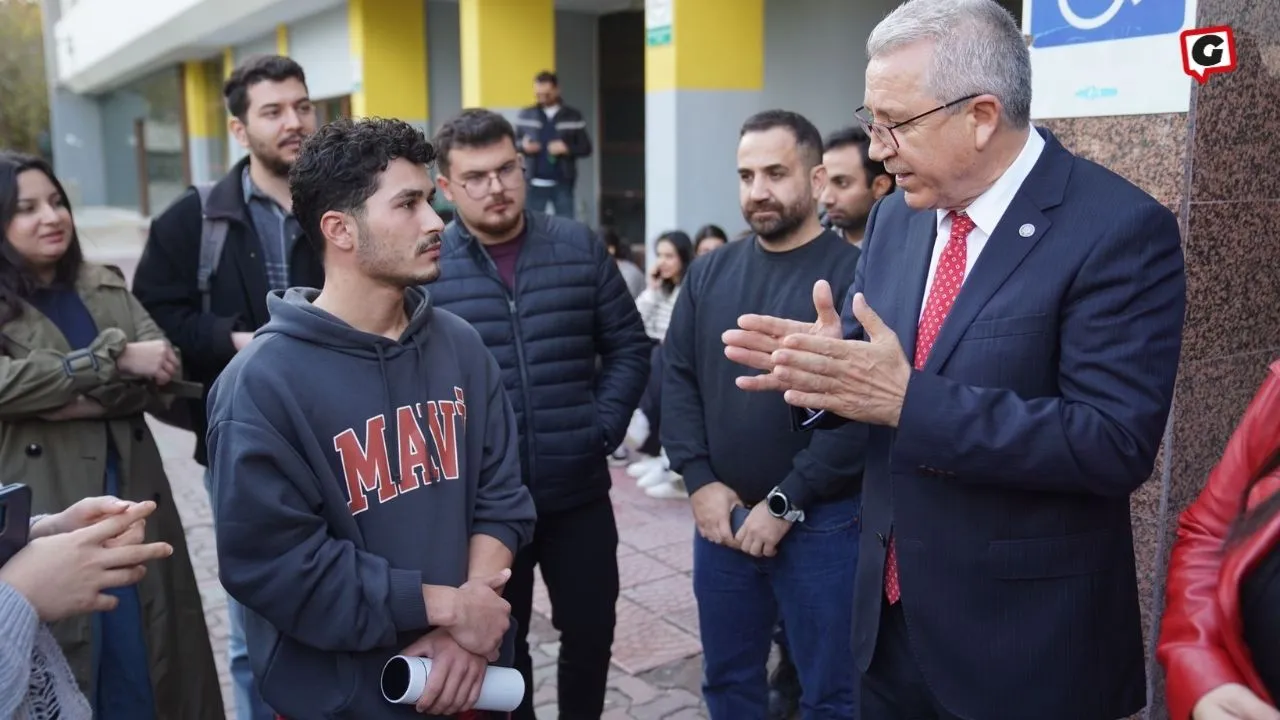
[1058,0,1141,30]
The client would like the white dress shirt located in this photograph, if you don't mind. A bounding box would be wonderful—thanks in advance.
[920,127,1046,318]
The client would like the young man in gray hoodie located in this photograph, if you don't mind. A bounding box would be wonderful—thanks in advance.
[205,117,537,719]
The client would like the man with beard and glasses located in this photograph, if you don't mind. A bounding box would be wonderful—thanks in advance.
[131,54,322,720]
[661,109,865,719]
[820,126,895,248]
[205,117,536,719]
[427,109,650,720]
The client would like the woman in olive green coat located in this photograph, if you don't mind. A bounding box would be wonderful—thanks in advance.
[0,152,224,719]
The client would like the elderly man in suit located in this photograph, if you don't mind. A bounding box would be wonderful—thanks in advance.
[722,1,1186,719]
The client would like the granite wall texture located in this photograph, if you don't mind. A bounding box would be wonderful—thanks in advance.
[1039,0,1280,716]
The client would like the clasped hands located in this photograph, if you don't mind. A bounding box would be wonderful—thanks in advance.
[403,569,513,715]
[722,280,911,427]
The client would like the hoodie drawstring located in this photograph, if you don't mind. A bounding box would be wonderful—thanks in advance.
[375,344,401,485]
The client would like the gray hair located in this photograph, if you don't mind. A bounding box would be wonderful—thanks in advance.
[866,0,1031,127]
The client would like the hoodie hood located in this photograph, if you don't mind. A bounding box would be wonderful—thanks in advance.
[260,286,435,484]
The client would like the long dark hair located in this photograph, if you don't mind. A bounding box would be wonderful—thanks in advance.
[1228,447,1280,546]
[0,152,84,329]
[654,230,693,294]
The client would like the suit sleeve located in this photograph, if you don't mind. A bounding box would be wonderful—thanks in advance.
[592,240,651,452]
[892,201,1186,496]
[470,351,537,555]
[659,266,719,495]
[1157,365,1280,720]
[209,401,428,653]
[131,191,240,378]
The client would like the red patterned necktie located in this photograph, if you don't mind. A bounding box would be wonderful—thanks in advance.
[884,211,975,605]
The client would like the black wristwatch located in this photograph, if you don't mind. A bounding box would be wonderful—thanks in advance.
[766,487,804,523]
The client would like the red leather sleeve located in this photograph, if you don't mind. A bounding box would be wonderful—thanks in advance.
[1157,361,1280,720]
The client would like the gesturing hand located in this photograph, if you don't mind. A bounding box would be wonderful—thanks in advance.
[31,495,134,539]
[401,628,488,716]
[723,279,843,392]
[0,501,172,622]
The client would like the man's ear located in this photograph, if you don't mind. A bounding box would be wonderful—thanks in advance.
[319,211,356,254]
[228,116,249,150]
[871,173,894,200]
[435,173,455,204]
[811,164,829,198]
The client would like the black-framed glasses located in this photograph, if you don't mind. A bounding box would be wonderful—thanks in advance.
[456,159,524,200]
[854,94,981,149]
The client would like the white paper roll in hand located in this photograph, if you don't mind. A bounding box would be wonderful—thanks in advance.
[381,656,525,712]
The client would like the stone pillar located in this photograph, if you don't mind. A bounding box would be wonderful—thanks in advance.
[348,0,430,133]
[643,0,763,262]
[1039,1,1280,717]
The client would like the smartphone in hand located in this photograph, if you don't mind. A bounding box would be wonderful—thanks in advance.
[730,505,750,536]
[0,484,33,566]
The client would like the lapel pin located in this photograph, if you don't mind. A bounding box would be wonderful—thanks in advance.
[1018,223,1035,237]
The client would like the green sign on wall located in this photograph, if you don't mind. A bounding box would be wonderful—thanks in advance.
[646,0,672,47]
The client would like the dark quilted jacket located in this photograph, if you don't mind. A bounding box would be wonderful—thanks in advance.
[430,211,650,513]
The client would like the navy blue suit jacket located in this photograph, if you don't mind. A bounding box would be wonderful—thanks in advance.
[818,129,1185,720]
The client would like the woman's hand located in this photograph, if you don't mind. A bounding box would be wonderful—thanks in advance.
[118,340,179,385]
[0,501,172,622]
[1193,684,1280,720]
[30,495,135,539]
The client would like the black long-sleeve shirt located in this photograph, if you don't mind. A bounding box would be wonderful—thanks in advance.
[661,230,866,507]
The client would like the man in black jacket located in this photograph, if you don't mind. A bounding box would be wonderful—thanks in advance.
[513,71,592,219]
[429,109,649,720]
[131,54,322,720]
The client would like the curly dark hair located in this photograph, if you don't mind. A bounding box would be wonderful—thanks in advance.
[289,117,436,256]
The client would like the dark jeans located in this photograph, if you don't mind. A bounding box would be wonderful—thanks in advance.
[861,602,963,720]
[639,341,664,457]
[694,496,861,720]
[506,496,620,720]
[527,183,575,218]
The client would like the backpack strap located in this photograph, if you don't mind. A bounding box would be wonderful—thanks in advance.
[193,182,230,314]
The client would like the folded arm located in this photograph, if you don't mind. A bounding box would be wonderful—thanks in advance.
[0,327,128,421]
[1157,365,1280,720]
[892,203,1186,496]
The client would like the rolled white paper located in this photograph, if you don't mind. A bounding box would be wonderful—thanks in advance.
[381,655,525,712]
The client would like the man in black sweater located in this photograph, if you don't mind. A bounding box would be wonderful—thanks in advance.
[662,110,865,719]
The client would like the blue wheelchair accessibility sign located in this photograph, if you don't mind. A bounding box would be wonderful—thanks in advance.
[1029,0,1186,48]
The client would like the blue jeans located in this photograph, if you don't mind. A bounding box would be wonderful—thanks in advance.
[204,470,275,720]
[694,496,861,720]
[527,182,575,218]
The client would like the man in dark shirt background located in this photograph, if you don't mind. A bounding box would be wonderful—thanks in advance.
[662,109,865,719]
[514,71,592,219]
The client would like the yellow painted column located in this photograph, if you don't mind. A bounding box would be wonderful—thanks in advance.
[184,60,228,182]
[222,47,234,79]
[643,0,764,255]
[275,24,289,56]
[348,0,430,129]
[459,0,554,111]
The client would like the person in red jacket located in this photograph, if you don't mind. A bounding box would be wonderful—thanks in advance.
[1158,359,1280,720]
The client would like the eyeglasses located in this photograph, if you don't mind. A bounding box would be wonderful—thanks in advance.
[456,159,523,200]
[854,94,981,149]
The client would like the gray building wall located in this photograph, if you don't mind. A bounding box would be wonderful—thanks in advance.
[289,7,352,101]
[761,0,899,138]
[42,0,108,207]
[426,0,461,137]
[99,90,149,209]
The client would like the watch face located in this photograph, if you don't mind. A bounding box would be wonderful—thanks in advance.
[768,492,787,516]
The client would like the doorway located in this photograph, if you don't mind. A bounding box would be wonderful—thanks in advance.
[596,10,645,259]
